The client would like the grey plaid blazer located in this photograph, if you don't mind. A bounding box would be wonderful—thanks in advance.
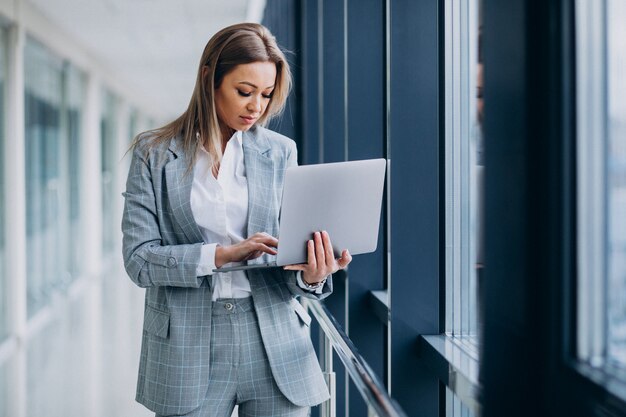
[122,126,332,416]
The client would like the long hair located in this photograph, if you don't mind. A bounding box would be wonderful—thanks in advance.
[131,23,292,171]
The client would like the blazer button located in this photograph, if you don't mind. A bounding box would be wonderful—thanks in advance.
[167,257,177,267]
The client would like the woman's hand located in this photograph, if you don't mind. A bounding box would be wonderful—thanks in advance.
[215,232,278,268]
[283,231,352,284]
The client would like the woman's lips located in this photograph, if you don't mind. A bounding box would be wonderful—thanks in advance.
[240,116,257,124]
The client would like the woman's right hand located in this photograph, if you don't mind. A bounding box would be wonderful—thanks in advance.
[214,232,278,268]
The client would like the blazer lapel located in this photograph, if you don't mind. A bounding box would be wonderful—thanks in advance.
[242,128,276,242]
[165,138,204,244]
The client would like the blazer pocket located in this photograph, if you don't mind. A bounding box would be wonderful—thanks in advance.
[143,305,170,339]
[292,300,312,327]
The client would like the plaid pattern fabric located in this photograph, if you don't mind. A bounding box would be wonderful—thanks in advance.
[122,126,332,416]
[156,298,310,417]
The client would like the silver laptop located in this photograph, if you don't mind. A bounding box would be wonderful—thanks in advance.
[213,158,387,273]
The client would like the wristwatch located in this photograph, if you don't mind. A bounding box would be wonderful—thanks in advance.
[301,275,327,291]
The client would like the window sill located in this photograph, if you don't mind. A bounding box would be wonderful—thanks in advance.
[572,360,626,415]
[418,334,481,414]
[369,290,390,325]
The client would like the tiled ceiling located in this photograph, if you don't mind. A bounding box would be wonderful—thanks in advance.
[28,0,257,119]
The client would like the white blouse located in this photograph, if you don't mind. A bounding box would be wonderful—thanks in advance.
[191,131,321,300]
[192,131,251,300]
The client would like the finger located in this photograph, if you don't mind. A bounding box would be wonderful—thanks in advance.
[337,249,352,269]
[314,231,325,266]
[283,264,307,271]
[253,243,277,256]
[306,239,317,270]
[255,234,279,247]
[321,231,335,268]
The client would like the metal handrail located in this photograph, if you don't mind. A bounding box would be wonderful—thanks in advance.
[302,299,409,417]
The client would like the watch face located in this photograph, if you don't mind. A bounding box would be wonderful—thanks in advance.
[306,277,326,288]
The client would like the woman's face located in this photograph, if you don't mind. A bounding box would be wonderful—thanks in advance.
[214,61,277,133]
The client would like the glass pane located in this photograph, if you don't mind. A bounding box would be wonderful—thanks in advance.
[445,386,477,417]
[24,37,66,317]
[101,90,117,256]
[65,64,86,282]
[445,0,482,343]
[0,27,7,340]
[606,0,626,366]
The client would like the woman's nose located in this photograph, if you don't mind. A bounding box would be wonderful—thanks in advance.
[247,96,262,113]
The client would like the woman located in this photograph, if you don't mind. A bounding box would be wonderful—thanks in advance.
[122,23,351,417]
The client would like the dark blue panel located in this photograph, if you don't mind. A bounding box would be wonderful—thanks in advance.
[263,0,301,148]
[480,0,598,416]
[301,0,321,164]
[319,2,349,413]
[389,0,440,415]
[346,0,387,416]
[322,0,347,163]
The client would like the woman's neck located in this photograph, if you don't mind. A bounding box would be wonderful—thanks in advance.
[220,125,236,152]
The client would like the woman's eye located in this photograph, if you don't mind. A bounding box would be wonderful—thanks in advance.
[262,94,273,99]
[237,90,251,97]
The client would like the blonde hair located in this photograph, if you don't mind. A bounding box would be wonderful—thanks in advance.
[131,23,292,171]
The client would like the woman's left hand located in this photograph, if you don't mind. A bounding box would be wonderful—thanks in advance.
[283,230,352,284]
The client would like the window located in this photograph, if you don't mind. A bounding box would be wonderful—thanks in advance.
[65,63,86,282]
[446,386,477,417]
[100,89,118,257]
[24,37,65,317]
[444,0,482,347]
[605,0,626,369]
[24,38,85,317]
[577,0,626,371]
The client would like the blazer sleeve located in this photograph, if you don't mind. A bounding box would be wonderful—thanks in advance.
[122,145,204,288]
[280,141,333,300]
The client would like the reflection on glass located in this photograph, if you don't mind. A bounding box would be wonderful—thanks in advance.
[101,90,118,256]
[24,39,85,317]
[445,386,476,417]
[24,37,65,317]
[470,28,484,344]
[0,27,6,340]
[65,64,86,281]
[607,0,626,367]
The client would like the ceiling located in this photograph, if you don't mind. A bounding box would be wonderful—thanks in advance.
[27,0,263,119]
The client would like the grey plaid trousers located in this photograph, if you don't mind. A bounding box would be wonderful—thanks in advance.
[156,298,310,417]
